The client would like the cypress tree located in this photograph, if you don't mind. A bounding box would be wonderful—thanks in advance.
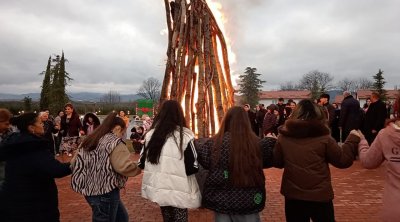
[39,51,73,114]
[50,52,72,114]
[58,51,71,103]
[39,56,52,110]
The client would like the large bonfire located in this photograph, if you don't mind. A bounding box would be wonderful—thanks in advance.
[160,0,235,138]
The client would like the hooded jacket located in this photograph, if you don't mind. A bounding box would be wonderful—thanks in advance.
[274,119,360,202]
[0,133,71,222]
[359,121,400,222]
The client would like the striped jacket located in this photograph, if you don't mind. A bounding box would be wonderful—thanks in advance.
[71,133,128,196]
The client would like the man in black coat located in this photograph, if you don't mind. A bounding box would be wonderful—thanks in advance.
[339,91,362,142]
[256,104,267,138]
[363,92,387,145]
[244,104,258,135]
[319,93,336,127]
[276,98,287,128]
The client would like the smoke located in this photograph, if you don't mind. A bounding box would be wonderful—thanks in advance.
[216,0,266,66]
[247,0,263,6]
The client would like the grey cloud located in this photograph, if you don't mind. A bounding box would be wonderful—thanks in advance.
[0,0,399,94]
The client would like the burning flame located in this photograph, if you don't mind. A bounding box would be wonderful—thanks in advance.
[207,0,236,65]
[207,0,236,132]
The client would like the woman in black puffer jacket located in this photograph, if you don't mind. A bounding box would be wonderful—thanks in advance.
[0,112,71,222]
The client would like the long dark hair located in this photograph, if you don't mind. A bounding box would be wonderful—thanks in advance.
[64,103,79,119]
[290,99,326,122]
[13,112,38,133]
[83,113,100,126]
[80,112,126,151]
[213,106,264,187]
[146,100,187,164]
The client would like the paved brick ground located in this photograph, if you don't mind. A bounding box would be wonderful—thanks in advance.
[57,154,385,222]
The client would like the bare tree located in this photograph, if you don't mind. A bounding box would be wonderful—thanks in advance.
[338,78,357,93]
[337,77,374,93]
[299,70,334,99]
[280,81,301,91]
[356,77,374,90]
[137,77,161,102]
[100,90,121,104]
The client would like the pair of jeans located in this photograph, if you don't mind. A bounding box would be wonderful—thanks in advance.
[214,212,261,222]
[284,198,335,222]
[85,188,128,222]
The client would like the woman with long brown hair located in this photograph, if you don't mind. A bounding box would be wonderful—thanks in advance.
[139,100,201,222]
[60,103,82,156]
[71,112,141,222]
[196,106,276,221]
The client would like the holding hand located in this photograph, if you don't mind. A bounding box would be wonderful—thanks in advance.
[357,130,365,140]
[265,133,277,139]
[349,129,361,138]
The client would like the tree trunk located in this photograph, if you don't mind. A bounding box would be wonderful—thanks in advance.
[161,0,235,137]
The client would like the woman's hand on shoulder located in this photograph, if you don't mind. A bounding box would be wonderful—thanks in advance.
[265,132,277,139]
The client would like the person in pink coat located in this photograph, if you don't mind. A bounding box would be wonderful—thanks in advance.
[358,118,400,222]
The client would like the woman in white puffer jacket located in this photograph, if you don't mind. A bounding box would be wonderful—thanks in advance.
[138,100,201,222]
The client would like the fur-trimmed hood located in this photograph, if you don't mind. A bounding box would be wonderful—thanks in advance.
[278,119,330,138]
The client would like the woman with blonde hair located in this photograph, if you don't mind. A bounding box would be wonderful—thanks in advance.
[71,112,141,222]
[274,99,361,222]
[196,106,276,222]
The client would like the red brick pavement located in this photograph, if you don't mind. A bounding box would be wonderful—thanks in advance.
[57,154,385,222]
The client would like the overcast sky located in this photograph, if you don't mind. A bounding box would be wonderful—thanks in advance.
[0,0,399,94]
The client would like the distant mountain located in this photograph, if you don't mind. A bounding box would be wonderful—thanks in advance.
[0,92,142,102]
[0,93,40,101]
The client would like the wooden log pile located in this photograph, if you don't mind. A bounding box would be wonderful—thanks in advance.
[160,0,235,138]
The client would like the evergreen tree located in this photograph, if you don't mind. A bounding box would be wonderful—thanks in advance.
[50,52,72,114]
[238,67,265,108]
[372,69,387,101]
[39,56,52,110]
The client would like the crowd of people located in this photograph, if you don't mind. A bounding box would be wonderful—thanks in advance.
[0,92,398,222]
